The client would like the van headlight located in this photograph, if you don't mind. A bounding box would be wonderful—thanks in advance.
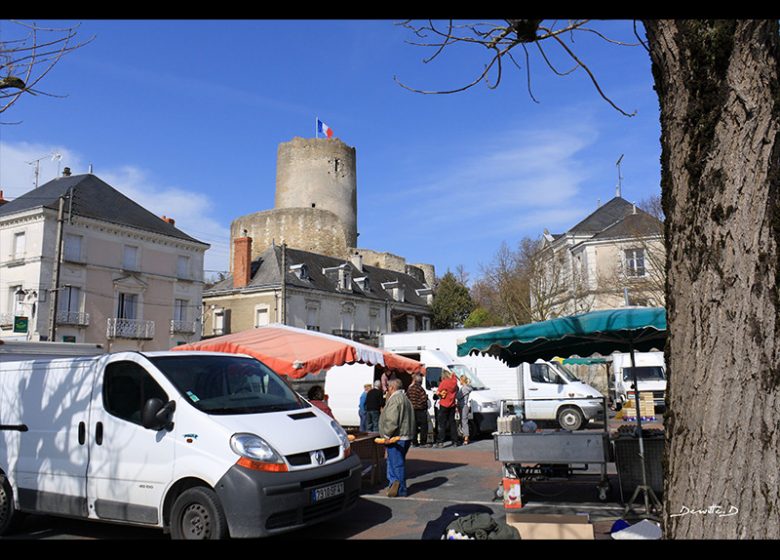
[231,433,288,472]
[330,420,352,457]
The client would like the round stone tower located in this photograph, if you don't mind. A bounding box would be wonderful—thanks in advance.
[275,137,357,248]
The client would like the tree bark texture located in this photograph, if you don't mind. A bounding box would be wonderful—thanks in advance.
[644,20,780,539]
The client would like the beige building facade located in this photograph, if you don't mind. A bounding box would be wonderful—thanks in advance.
[534,196,665,318]
[0,173,209,351]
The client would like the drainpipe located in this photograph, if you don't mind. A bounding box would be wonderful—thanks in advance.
[280,243,287,325]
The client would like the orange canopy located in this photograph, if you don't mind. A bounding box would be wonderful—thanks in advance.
[171,324,424,379]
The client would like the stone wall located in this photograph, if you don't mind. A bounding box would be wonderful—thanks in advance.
[275,137,357,248]
[231,207,349,266]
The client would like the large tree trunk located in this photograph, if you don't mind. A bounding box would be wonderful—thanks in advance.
[644,20,780,539]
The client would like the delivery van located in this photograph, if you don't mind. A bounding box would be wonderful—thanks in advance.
[383,330,605,431]
[0,351,361,539]
[378,340,501,436]
[610,351,666,411]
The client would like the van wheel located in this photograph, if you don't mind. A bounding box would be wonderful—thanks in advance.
[0,476,22,536]
[557,407,584,431]
[170,487,228,540]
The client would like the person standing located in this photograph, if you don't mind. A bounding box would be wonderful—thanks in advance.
[358,383,371,432]
[435,370,459,448]
[406,374,429,447]
[379,378,415,497]
[307,385,335,419]
[365,380,384,432]
[457,375,474,445]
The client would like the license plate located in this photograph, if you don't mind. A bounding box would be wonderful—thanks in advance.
[311,481,344,503]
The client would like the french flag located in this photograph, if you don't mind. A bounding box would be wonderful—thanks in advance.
[317,118,334,138]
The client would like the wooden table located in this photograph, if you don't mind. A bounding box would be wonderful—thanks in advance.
[349,432,385,486]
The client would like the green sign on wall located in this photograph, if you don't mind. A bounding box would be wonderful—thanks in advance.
[13,316,29,333]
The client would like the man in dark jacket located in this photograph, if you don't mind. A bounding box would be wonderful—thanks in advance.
[406,374,429,447]
[364,380,384,432]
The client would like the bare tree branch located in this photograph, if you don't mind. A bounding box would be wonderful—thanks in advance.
[396,19,638,117]
[1,20,94,115]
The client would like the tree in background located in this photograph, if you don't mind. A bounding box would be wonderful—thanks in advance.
[398,19,780,539]
[1,20,92,118]
[431,271,475,329]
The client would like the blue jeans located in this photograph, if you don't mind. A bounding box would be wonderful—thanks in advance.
[359,410,367,432]
[366,410,380,432]
[386,440,411,496]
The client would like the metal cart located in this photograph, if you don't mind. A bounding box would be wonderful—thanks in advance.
[494,398,612,502]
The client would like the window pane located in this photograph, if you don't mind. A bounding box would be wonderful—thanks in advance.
[177,255,189,278]
[64,234,82,261]
[103,361,168,425]
[123,246,138,269]
[13,232,26,260]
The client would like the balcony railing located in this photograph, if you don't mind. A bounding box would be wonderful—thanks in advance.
[170,319,197,334]
[107,318,155,340]
[56,310,90,326]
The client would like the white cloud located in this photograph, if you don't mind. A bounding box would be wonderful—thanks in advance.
[0,141,230,274]
[380,115,600,242]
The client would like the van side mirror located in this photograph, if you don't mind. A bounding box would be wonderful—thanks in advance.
[142,398,176,431]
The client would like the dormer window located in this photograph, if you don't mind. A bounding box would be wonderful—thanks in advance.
[289,263,310,281]
[355,276,370,292]
[322,263,351,292]
[381,280,404,302]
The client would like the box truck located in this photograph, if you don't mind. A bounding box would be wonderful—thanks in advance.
[609,351,666,411]
[0,340,105,362]
[382,329,605,430]
[0,351,360,539]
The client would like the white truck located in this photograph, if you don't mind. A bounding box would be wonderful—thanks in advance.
[0,351,360,539]
[609,351,667,411]
[380,335,502,436]
[383,329,605,431]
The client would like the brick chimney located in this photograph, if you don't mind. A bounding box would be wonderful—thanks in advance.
[0,190,7,206]
[233,235,253,289]
[161,215,176,225]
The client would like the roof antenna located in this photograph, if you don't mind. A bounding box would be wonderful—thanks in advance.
[615,154,624,198]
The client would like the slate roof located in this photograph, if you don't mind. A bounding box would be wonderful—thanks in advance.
[0,174,207,245]
[567,197,644,235]
[590,211,662,241]
[206,245,431,308]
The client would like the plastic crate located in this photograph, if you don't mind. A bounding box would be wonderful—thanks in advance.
[612,437,664,503]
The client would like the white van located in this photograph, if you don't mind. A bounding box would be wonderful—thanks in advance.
[610,351,667,410]
[0,351,361,539]
[513,360,605,430]
[376,344,501,436]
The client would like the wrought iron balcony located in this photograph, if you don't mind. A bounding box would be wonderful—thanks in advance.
[56,310,90,326]
[107,318,155,340]
[170,319,197,334]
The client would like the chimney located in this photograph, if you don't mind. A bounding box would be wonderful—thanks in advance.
[161,215,176,226]
[350,251,363,272]
[0,190,7,206]
[63,167,72,177]
[233,235,253,289]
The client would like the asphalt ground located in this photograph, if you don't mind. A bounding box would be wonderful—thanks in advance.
[2,417,664,540]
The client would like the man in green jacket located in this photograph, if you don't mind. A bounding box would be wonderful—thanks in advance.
[379,377,415,497]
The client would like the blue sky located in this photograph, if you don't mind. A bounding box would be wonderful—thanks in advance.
[1,19,661,283]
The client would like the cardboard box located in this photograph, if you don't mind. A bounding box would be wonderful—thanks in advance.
[505,512,594,540]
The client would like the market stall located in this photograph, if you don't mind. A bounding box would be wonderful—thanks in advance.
[458,307,667,516]
[173,324,424,487]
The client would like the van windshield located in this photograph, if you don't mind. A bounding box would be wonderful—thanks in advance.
[622,366,666,382]
[447,364,488,390]
[149,355,306,415]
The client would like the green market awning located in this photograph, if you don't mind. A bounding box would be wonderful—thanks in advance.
[560,357,609,365]
[457,307,666,367]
